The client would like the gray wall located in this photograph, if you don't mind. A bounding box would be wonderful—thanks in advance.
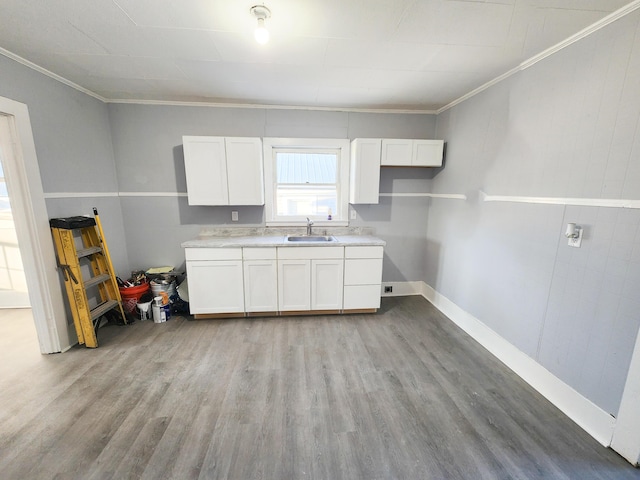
[108,104,436,279]
[0,55,129,275]
[429,10,640,416]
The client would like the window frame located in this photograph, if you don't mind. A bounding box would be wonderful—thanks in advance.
[263,138,350,227]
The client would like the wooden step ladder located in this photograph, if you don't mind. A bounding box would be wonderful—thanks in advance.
[50,208,127,348]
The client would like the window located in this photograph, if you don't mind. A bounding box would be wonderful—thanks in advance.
[263,138,350,226]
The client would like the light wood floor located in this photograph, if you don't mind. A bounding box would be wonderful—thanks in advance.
[0,297,638,480]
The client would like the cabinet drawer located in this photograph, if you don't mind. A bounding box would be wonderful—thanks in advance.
[345,246,384,259]
[185,248,242,261]
[344,285,381,309]
[277,246,344,260]
[344,258,383,285]
[243,247,277,260]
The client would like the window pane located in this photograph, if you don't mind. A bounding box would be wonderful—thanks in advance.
[276,185,337,217]
[276,152,336,184]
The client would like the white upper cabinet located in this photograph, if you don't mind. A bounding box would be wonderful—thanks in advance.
[413,140,444,167]
[183,136,228,205]
[381,139,444,167]
[350,137,444,204]
[350,138,381,204]
[225,137,264,205]
[183,136,264,206]
[380,139,412,166]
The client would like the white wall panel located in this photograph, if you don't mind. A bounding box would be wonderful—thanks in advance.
[430,10,640,416]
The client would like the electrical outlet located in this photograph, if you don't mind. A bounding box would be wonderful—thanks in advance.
[350,209,357,220]
[384,286,393,293]
[231,211,238,222]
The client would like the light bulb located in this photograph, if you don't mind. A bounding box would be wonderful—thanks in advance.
[254,18,269,44]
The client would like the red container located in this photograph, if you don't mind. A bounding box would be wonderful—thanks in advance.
[119,282,150,314]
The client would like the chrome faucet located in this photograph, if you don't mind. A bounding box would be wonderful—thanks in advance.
[306,217,314,236]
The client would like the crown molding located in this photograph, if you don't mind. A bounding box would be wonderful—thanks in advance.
[106,98,438,115]
[0,47,107,102]
[0,47,436,114]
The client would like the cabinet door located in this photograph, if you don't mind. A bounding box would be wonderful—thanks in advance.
[381,139,412,166]
[311,259,344,310]
[243,260,278,312]
[278,260,310,311]
[186,260,244,314]
[413,140,444,167]
[225,137,264,205]
[350,138,381,204]
[183,136,229,205]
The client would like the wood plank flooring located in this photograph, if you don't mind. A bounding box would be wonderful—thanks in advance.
[0,297,638,479]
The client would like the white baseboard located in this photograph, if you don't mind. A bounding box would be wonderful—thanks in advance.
[381,281,424,297]
[387,281,616,446]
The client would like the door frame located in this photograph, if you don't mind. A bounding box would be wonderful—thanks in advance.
[0,96,71,353]
[611,330,640,466]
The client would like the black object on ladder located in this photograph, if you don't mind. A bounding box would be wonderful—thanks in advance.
[50,208,126,348]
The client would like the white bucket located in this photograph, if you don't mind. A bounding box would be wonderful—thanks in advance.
[136,301,152,320]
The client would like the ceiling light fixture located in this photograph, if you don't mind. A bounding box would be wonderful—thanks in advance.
[250,5,271,44]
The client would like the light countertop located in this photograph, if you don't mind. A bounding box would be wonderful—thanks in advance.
[182,235,385,248]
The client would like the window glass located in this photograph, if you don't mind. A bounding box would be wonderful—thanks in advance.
[275,151,337,217]
[262,138,350,226]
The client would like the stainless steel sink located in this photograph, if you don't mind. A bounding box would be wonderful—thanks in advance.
[286,235,336,242]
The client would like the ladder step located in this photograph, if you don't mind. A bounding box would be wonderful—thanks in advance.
[84,273,112,290]
[77,246,102,258]
[90,299,120,321]
[49,216,96,230]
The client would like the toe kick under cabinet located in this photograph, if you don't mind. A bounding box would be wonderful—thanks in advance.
[185,243,384,318]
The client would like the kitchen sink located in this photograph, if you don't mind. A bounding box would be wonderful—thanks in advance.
[286,235,336,242]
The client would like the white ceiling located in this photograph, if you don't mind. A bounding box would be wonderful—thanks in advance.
[0,0,634,112]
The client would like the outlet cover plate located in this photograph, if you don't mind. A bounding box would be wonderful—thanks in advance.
[567,228,583,248]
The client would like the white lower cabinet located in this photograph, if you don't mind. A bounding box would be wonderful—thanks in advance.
[277,246,344,312]
[311,259,344,310]
[243,247,278,312]
[278,260,311,311]
[185,248,244,314]
[343,246,383,309]
[185,243,383,316]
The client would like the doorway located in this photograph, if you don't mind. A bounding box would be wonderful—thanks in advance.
[0,97,71,353]
[0,151,30,308]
